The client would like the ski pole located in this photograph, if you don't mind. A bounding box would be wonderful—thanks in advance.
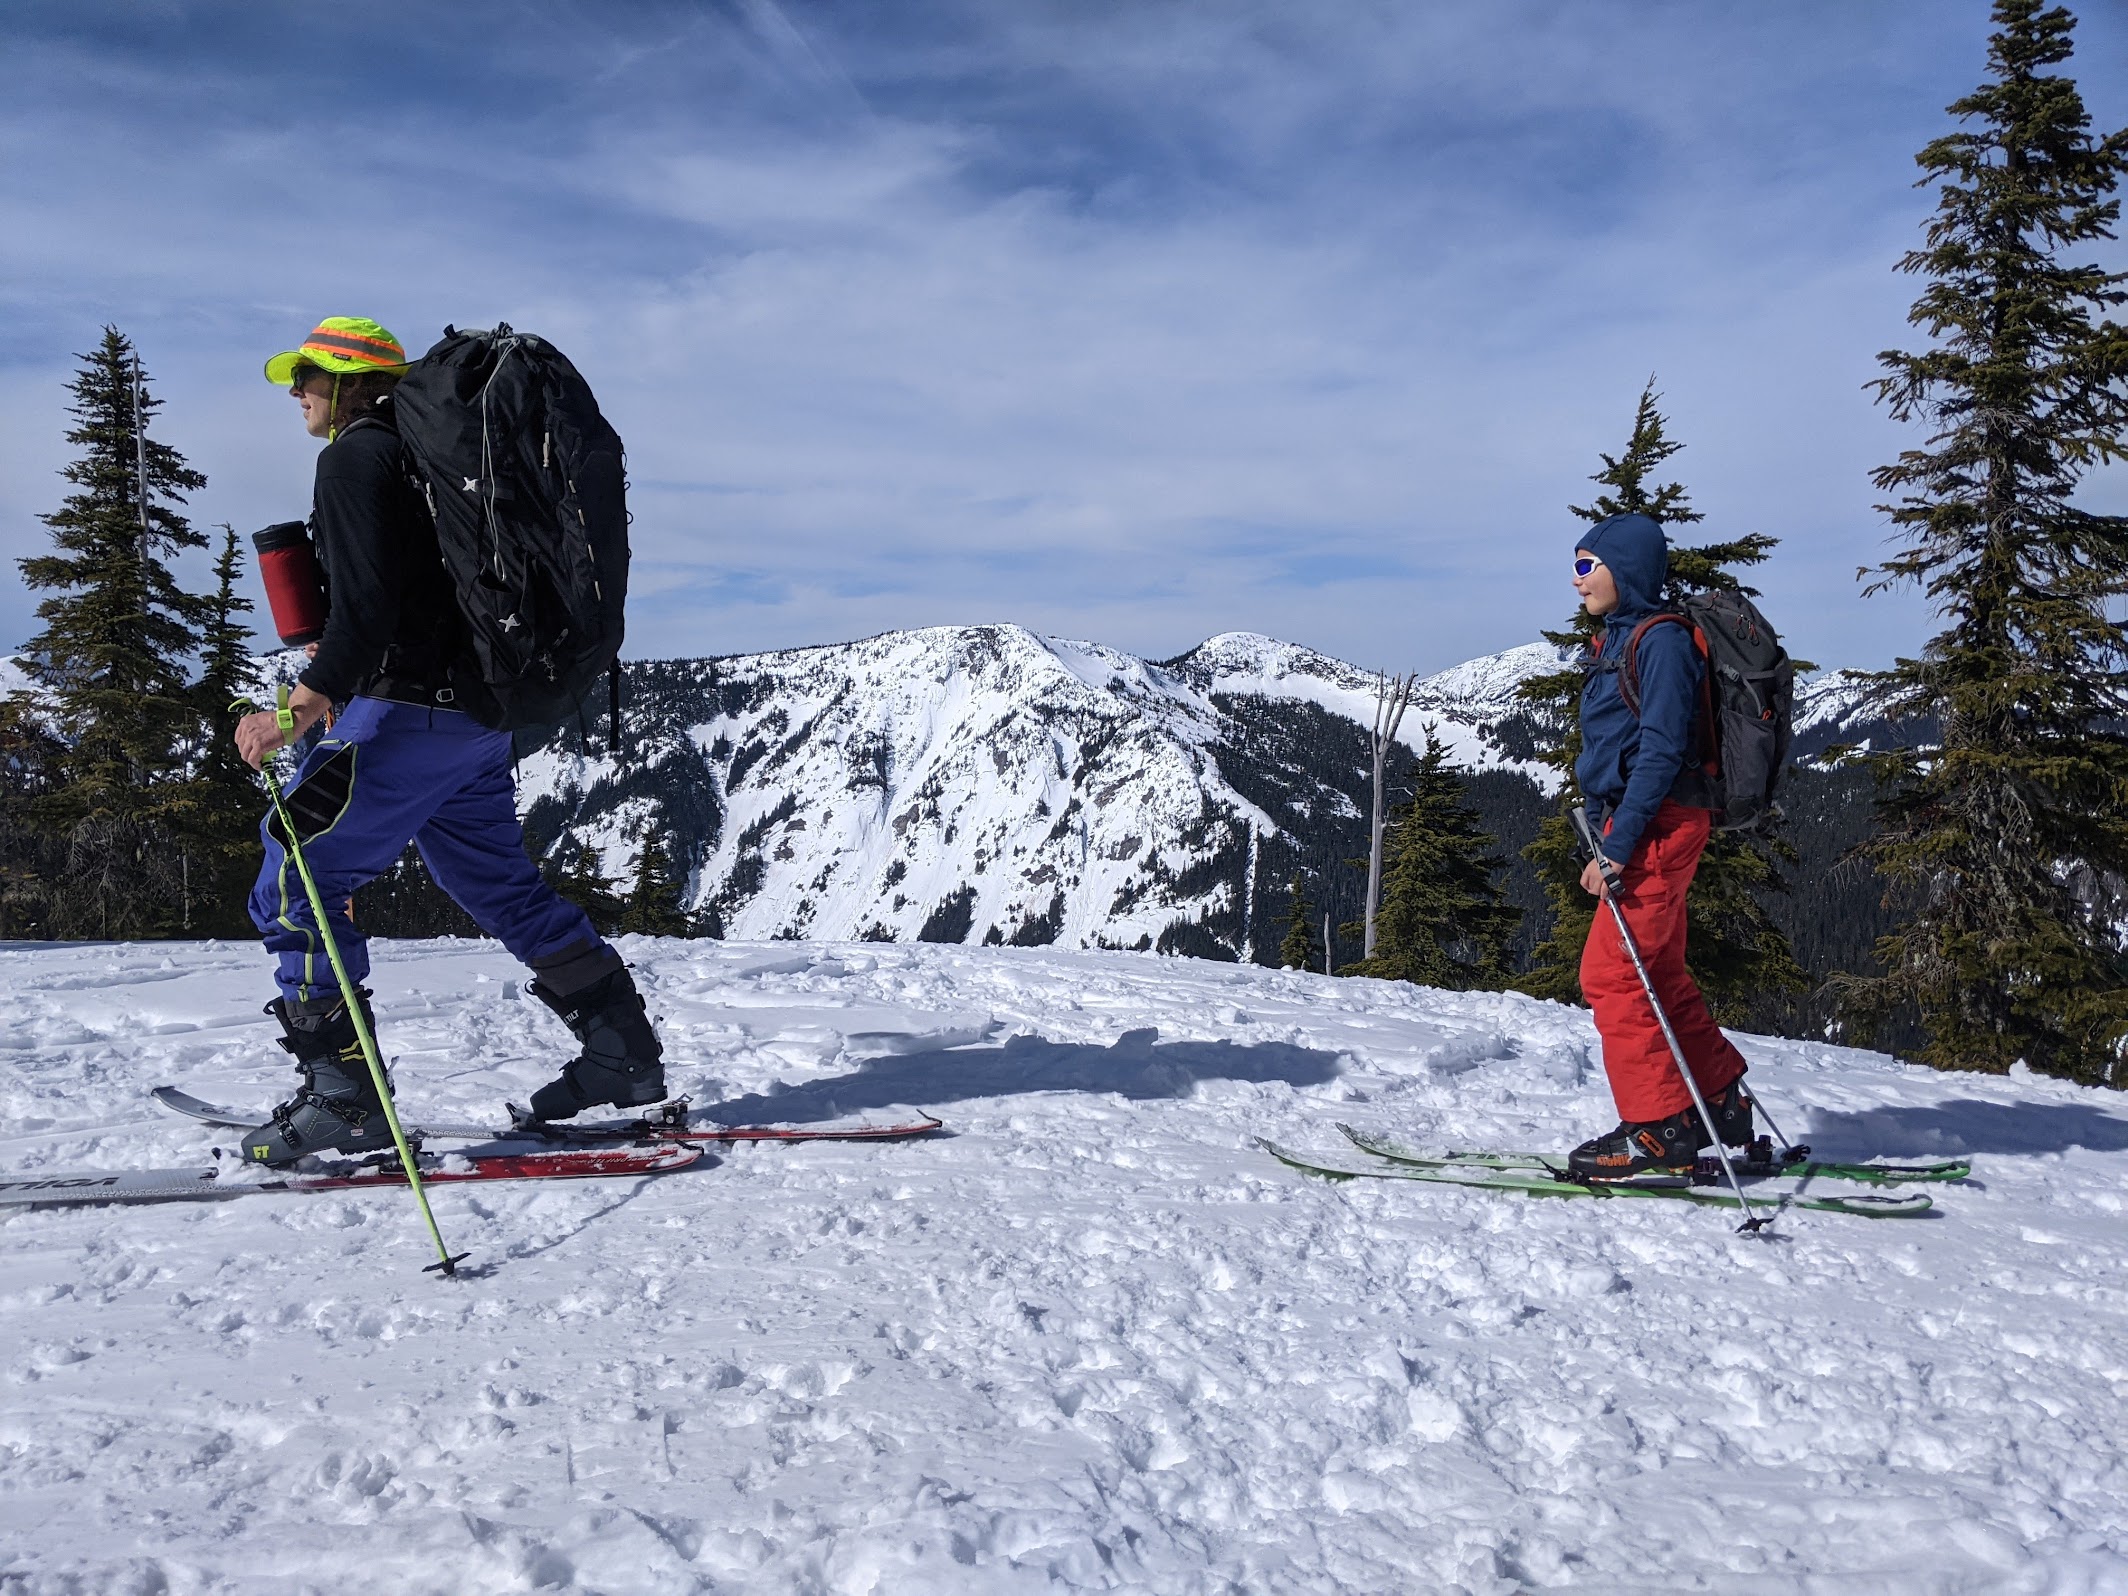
[1570,806,1770,1234]
[1739,1081,1801,1162]
[247,689,469,1276]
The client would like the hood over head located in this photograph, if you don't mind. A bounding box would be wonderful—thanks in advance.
[1574,512,1669,619]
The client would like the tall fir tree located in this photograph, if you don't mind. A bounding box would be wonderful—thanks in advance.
[546,838,624,935]
[617,830,693,937]
[170,525,265,934]
[15,329,212,937]
[1279,874,1324,971]
[1515,380,1808,1021]
[1842,1,2128,1081]
[1346,729,1519,990]
[0,699,66,938]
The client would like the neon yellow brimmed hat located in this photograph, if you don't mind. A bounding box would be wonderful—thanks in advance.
[264,316,410,385]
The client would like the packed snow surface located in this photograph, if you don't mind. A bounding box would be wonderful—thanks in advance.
[3,937,2127,1594]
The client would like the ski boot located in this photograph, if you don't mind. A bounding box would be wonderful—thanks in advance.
[1567,1103,1711,1183]
[1705,1079,1755,1148]
[1707,1078,1797,1170]
[238,989,396,1166]
[525,967,666,1121]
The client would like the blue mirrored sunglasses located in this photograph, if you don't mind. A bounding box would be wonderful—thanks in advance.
[1574,557,1603,578]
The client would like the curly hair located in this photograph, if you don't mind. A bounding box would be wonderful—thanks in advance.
[327,369,403,434]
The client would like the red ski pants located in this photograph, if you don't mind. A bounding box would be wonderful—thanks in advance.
[1579,801,1747,1123]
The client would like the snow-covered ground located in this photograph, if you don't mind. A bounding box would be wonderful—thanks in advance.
[3,937,2127,1595]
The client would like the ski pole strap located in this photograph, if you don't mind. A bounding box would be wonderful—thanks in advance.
[274,684,297,738]
[1569,804,1598,854]
[1569,806,1624,893]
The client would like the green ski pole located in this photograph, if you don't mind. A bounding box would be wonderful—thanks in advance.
[248,688,469,1277]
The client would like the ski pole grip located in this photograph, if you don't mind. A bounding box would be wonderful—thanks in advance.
[253,521,328,647]
[1570,805,1599,855]
[1571,806,1624,892]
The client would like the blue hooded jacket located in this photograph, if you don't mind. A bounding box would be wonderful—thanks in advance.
[1572,512,1708,866]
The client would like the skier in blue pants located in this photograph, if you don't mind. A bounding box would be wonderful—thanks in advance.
[232,317,665,1165]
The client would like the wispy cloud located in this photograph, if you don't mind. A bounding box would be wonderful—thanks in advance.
[2,0,2122,676]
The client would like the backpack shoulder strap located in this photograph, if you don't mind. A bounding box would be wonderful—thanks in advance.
[1618,613,1691,715]
[1622,611,1723,778]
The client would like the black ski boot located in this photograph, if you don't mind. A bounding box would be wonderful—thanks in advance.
[238,990,395,1166]
[1706,1079,1755,1149]
[525,967,666,1121]
[1567,1103,1711,1182]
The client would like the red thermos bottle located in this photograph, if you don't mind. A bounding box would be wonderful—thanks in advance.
[252,521,328,647]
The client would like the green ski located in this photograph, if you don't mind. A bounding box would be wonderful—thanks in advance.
[1337,1124,1971,1186]
[1259,1138,1935,1218]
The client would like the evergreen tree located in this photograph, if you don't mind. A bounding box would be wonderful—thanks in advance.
[617,830,692,937]
[1842,1,2128,1081]
[1279,874,1324,971]
[0,699,66,938]
[1346,728,1519,989]
[15,329,212,937]
[547,838,624,934]
[169,525,264,934]
[353,846,483,939]
[1515,380,1808,1021]
[193,527,257,750]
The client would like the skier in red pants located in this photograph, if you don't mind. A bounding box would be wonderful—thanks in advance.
[1562,512,1753,1180]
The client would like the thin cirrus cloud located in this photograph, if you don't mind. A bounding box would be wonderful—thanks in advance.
[1,0,2122,677]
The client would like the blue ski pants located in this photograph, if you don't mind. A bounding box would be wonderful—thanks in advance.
[249,696,602,1004]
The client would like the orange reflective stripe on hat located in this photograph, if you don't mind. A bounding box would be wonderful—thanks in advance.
[263,316,410,385]
[301,327,404,366]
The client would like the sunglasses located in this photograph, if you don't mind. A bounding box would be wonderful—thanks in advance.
[1574,557,1604,578]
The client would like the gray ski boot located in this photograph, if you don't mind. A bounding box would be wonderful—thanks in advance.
[238,989,396,1166]
[525,967,667,1121]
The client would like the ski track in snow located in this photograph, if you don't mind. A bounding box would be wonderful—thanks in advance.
[2,938,2126,1595]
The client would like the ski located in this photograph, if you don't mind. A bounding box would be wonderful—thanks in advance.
[1259,1138,1934,1218]
[153,1087,495,1139]
[505,1099,947,1147]
[152,1086,944,1146]
[1337,1123,1971,1186]
[0,1141,703,1209]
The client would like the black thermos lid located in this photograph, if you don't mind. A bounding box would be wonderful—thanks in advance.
[251,520,310,552]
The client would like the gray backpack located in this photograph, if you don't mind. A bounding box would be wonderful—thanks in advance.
[1619,588,1795,831]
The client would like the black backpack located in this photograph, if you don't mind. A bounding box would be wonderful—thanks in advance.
[391,324,629,735]
[1619,587,1795,831]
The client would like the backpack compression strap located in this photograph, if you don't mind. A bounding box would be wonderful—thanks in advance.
[1618,613,1721,778]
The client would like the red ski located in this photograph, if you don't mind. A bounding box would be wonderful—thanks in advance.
[153,1087,943,1147]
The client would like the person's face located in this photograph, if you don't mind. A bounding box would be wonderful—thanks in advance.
[1573,550,1618,617]
[290,366,335,439]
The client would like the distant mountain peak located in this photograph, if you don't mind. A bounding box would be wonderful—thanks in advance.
[48,622,1879,961]
[505,624,1583,957]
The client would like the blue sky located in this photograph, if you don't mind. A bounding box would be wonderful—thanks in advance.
[3,1,2124,676]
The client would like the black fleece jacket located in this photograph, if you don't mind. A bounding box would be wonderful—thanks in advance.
[295,404,458,703]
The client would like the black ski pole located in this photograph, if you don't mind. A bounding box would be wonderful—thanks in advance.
[1570,806,1771,1234]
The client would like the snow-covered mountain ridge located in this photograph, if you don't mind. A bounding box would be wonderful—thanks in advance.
[0,626,1880,958]
[510,625,1882,959]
